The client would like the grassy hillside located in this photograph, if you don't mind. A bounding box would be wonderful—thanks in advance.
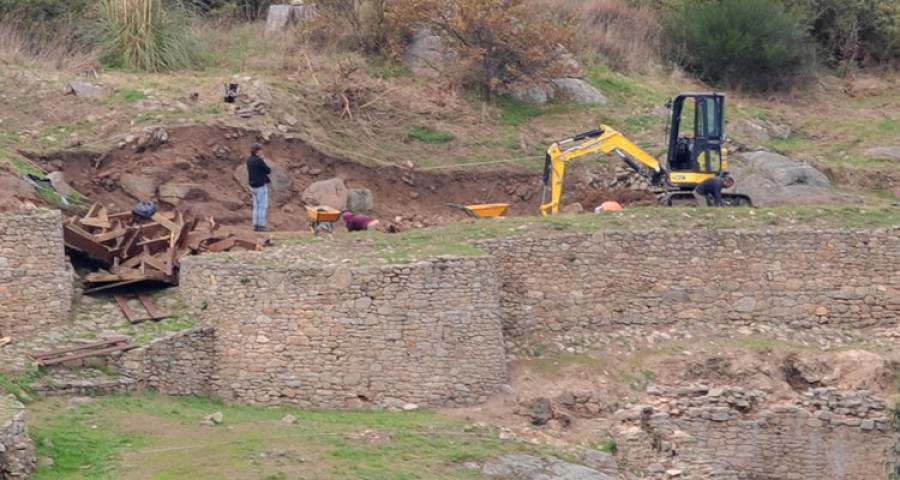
[1,8,899,191]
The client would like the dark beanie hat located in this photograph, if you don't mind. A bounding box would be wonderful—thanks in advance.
[251,143,263,154]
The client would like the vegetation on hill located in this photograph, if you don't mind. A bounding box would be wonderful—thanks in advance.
[661,0,817,91]
[2,0,900,90]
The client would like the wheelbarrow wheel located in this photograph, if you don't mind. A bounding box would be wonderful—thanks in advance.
[314,222,334,236]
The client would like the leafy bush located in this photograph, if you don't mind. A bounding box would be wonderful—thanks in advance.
[0,0,92,43]
[84,0,200,72]
[781,0,900,71]
[388,0,575,99]
[661,0,816,92]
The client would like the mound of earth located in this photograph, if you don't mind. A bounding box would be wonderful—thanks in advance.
[14,124,655,229]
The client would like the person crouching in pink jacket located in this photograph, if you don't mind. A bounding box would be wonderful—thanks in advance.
[341,210,380,232]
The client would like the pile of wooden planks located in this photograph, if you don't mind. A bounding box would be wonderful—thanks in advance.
[63,203,264,291]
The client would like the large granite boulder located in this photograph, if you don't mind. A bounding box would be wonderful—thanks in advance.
[302,177,348,210]
[728,151,858,207]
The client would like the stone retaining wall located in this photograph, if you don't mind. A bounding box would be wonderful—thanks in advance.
[0,210,72,338]
[0,395,35,479]
[116,328,217,397]
[478,228,900,337]
[615,385,892,480]
[164,252,507,408]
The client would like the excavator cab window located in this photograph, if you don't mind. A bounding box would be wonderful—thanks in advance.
[666,93,725,175]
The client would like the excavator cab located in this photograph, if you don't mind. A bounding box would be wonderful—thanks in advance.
[665,93,727,188]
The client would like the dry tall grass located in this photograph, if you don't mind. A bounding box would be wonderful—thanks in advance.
[528,0,662,73]
[87,0,197,72]
[0,22,98,73]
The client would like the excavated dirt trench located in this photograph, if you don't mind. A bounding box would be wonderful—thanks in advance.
[22,125,656,231]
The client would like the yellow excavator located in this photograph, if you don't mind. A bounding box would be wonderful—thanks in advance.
[539,92,752,215]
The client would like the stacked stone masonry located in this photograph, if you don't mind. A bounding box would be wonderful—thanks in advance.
[616,384,892,480]
[116,328,217,397]
[0,210,72,338]
[0,395,35,479]
[6,214,900,479]
[477,228,900,336]
[156,252,508,408]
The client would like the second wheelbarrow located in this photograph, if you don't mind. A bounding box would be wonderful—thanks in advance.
[446,203,510,219]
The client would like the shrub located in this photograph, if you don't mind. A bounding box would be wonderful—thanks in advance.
[303,0,395,55]
[84,0,200,72]
[781,0,900,72]
[661,0,816,92]
[0,0,92,43]
[191,0,274,21]
[388,0,575,99]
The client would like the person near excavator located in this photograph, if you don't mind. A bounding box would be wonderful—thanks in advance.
[246,143,272,231]
[341,210,380,232]
[693,174,735,207]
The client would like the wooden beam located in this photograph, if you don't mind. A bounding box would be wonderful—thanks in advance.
[142,254,169,274]
[114,294,140,322]
[29,337,129,357]
[94,228,127,243]
[80,218,112,229]
[203,238,236,253]
[151,212,179,233]
[37,343,140,366]
[63,223,116,264]
[138,294,168,321]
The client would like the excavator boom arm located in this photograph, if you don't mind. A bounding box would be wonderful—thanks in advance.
[540,126,665,216]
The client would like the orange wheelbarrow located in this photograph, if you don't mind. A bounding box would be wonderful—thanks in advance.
[305,205,342,235]
[446,202,510,219]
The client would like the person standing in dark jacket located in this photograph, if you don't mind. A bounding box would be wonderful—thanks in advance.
[246,143,272,231]
[693,175,734,207]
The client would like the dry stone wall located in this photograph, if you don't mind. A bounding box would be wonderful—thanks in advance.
[615,385,892,480]
[0,395,35,479]
[166,251,507,408]
[0,210,72,337]
[477,228,900,337]
[116,328,217,397]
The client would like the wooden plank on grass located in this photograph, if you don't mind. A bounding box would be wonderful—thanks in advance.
[114,294,140,323]
[38,343,140,366]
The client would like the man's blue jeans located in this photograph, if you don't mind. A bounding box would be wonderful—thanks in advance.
[251,185,268,228]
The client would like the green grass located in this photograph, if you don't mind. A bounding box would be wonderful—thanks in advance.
[495,96,544,126]
[27,392,561,480]
[594,439,617,454]
[363,205,900,262]
[765,135,815,157]
[584,65,659,106]
[406,126,455,144]
[119,89,147,103]
[877,118,900,134]
[0,367,44,403]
